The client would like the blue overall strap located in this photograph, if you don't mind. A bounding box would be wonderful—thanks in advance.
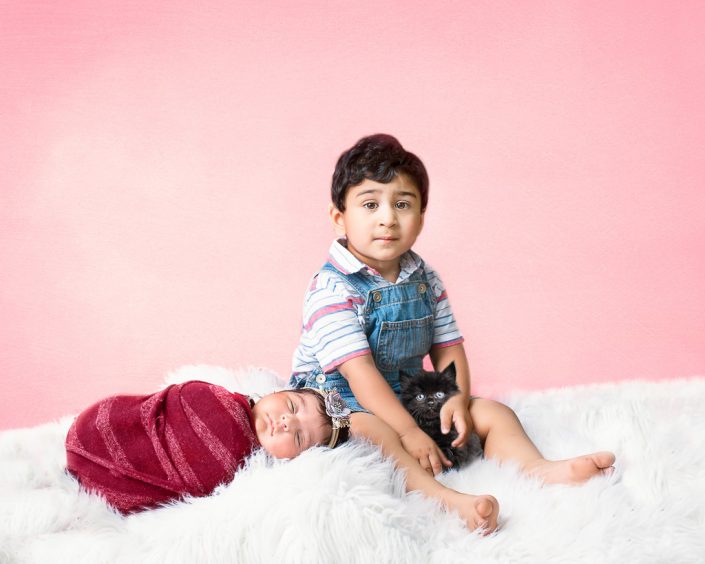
[320,261,378,298]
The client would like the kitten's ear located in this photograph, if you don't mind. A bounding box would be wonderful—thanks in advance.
[440,361,456,381]
[399,370,410,389]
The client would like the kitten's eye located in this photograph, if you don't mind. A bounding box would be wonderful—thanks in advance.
[434,391,446,399]
[415,394,425,402]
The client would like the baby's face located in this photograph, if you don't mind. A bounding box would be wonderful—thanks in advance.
[251,391,330,459]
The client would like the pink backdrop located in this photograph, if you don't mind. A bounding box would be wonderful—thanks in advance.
[2,2,704,429]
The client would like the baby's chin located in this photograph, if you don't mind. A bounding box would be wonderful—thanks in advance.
[259,444,298,460]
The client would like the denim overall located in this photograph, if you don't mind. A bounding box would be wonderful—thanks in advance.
[290,262,436,412]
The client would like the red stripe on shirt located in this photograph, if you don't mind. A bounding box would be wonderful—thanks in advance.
[432,336,464,349]
[327,256,351,275]
[304,302,355,331]
[322,347,371,373]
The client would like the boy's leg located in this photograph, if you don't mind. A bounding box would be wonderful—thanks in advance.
[350,412,499,533]
[468,399,615,484]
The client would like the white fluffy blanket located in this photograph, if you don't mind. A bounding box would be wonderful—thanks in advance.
[2,366,704,564]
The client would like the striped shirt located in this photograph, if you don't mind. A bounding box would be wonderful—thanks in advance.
[291,240,464,375]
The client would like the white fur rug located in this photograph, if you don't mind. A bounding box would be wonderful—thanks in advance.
[2,367,704,564]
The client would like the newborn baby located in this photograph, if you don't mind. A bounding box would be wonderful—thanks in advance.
[66,381,350,513]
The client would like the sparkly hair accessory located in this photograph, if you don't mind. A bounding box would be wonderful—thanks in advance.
[312,388,351,448]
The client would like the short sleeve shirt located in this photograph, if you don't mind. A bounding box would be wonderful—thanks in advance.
[291,240,464,375]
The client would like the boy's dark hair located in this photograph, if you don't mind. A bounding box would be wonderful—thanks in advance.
[291,388,350,448]
[331,134,429,212]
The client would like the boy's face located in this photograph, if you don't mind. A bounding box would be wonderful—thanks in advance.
[330,174,425,281]
[251,391,329,459]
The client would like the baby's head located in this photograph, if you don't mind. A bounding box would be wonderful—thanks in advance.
[251,388,351,459]
[331,133,429,213]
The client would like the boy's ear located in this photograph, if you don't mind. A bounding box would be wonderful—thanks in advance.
[329,203,346,236]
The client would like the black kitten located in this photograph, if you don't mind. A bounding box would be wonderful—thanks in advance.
[400,362,474,468]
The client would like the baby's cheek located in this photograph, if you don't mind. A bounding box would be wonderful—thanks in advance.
[267,437,297,460]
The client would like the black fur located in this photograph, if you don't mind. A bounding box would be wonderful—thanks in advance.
[400,362,473,468]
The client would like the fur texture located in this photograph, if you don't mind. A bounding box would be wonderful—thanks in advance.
[400,362,474,467]
[1,366,704,564]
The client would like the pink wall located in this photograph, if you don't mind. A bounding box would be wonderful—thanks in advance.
[2,2,704,429]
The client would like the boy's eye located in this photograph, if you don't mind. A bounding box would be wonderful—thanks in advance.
[415,394,425,402]
[363,201,378,210]
[295,431,301,448]
[288,399,295,412]
[395,201,410,209]
[434,391,445,399]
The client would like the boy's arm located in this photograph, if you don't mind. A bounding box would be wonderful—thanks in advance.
[337,354,452,475]
[430,342,474,447]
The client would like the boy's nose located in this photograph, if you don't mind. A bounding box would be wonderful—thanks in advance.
[379,206,398,226]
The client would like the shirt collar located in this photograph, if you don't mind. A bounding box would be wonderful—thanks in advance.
[327,239,424,282]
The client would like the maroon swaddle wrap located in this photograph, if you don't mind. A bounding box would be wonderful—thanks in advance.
[66,381,260,514]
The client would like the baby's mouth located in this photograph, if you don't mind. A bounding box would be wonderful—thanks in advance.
[267,414,275,436]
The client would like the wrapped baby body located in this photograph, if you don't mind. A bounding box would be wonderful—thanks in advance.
[65,381,260,513]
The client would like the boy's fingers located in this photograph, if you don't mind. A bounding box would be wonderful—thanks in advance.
[451,418,469,447]
[440,410,453,435]
[419,457,433,475]
[436,447,453,468]
[430,454,443,475]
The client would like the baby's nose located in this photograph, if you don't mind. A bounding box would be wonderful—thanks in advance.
[280,414,298,432]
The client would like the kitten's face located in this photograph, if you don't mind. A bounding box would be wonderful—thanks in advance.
[400,364,459,422]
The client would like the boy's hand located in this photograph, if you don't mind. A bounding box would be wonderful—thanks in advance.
[399,426,453,475]
[440,395,473,448]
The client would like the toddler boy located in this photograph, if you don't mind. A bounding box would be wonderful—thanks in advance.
[290,134,615,532]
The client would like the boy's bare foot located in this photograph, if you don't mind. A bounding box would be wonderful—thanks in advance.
[443,491,499,533]
[524,451,616,485]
